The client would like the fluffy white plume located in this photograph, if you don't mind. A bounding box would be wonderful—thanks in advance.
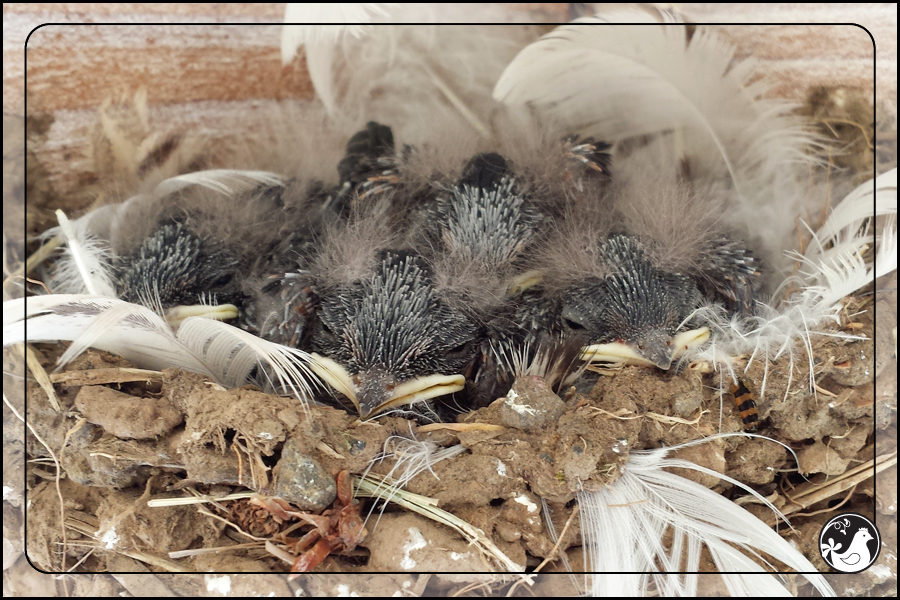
[49,209,117,297]
[282,4,397,115]
[493,12,816,200]
[683,169,895,405]
[578,442,835,597]
[4,295,320,407]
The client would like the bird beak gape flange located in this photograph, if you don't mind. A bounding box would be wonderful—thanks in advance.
[165,304,240,329]
[579,327,710,370]
[309,354,466,419]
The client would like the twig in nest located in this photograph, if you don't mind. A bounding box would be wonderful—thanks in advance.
[789,483,858,520]
[22,344,61,411]
[588,407,641,420]
[2,233,62,296]
[49,367,163,386]
[505,574,537,597]
[355,474,523,572]
[147,491,254,508]
[4,392,67,571]
[417,422,505,433]
[770,452,896,526]
[534,504,579,573]
[169,541,264,559]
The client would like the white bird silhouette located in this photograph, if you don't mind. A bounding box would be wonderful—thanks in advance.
[821,527,874,572]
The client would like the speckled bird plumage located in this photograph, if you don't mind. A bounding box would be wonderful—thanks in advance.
[116,222,242,311]
[311,250,479,416]
[557,234,703,369]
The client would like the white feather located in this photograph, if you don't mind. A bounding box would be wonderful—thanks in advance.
[4,295,320,407]
[176,317,319,404]
[806,168,897,261]
[153,169,285,197]
[578,443,835,597]
[281,4,397,115]
[493,14,816,200]
[682,169,896,407]
[51,209,117,297]
[5,295,208,373]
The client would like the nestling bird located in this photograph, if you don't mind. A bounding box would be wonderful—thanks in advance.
[50,171,291,325]
[308,249,481,419]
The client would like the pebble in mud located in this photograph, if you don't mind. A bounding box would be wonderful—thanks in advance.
[272,436,337,512]
[498,376,566,431]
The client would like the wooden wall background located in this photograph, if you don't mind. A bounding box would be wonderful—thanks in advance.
[3,3,896,204]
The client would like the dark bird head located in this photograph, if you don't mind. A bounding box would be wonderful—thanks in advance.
[309,250,480,419]
[425,153,545,310]
[116,222,243,325]
[558,235,704,370]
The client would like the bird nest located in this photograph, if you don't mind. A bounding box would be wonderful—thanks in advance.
[5,13,897,599]
[11,288,890,591]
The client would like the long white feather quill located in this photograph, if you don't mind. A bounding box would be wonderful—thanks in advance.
[4,295,320,408]
[51,209,117,297]
[578,442,835,597]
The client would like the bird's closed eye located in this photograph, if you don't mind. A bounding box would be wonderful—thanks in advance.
[563,318,586,331]
[447,340,473,356]
[210,273,234,288]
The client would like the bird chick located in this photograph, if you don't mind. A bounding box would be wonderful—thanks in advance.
[559,234,704,370]
[309,250,480,419]
[115,220,243,323]
[420,152,551,407]
[54,173,312,329]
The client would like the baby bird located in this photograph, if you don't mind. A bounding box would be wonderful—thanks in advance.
[50,173,295,327]
[309,250,480,419]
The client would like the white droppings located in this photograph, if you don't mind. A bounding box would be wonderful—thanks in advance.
[868,564,892,580]
[335,584,359,597]
[402,581,411,589]
[514,494,538,513]
[496,459,508,477]
[401,527,427,570]
[450,551,472,561]
[205,574,232,596]
[100,526,119,550]
[505,389,538,416]
[258,432,274,440]
[611,439,628,454]
[391,592,403,597]
[3,486,16,501]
